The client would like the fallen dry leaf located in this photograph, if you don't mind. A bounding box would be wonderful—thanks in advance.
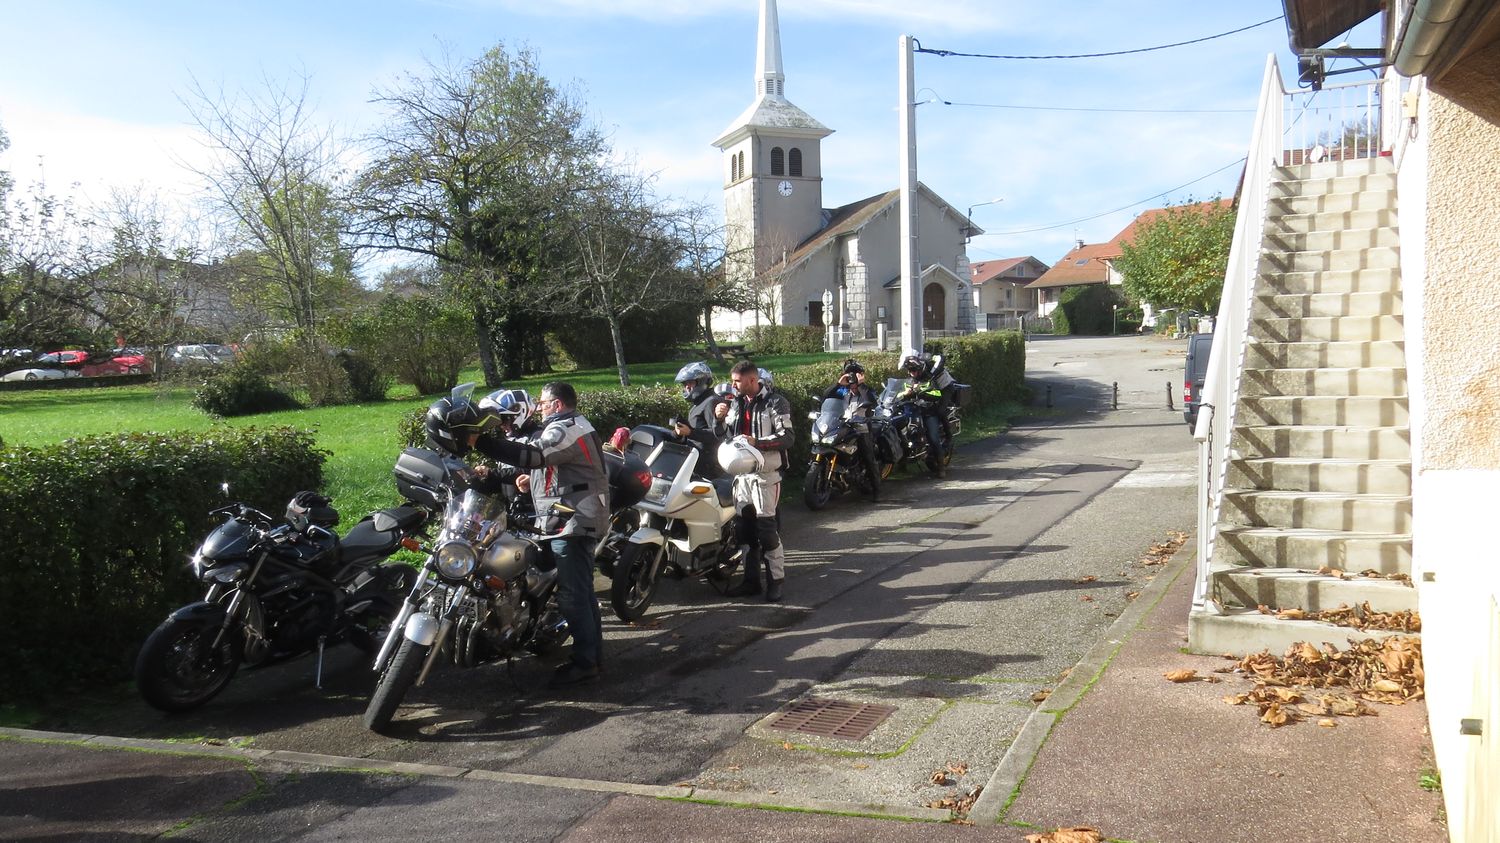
[852,762,869,770]
[1025,826,1104,843]
[930,770,952,786]
[1074,575,1098,584]
[781,741,795,750]
[1261,702,1291,727]
[1319,719,1338,728]
[1032,689,1052,703]
[946,761,970,776]
[1164,669,1199,683]
[1125,590,1140,601]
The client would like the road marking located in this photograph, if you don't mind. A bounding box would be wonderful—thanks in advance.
[1114,470,1196,488]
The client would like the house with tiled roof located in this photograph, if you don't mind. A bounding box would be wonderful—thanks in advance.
[969,256,1049,328]
[1028,199,1234,319]
[711,0,974,341]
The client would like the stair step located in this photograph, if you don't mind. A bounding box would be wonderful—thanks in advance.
[1250,315,1404,342]
[1211,526,1411,573]
[1262,246,1400,273]
[1245,340,1405,369]
[1232,425,1411,460]
[1227,457,1411,494]
[1282,157,1391,180]
[1220,489,1411,532]
[1269,208,1397,235]
[1238,395,1408,427]
[1270,189,1395,215]
[1261,268,1399,295]
[1212,567,1417,613]
[1270,172,1396,197]
[1264,227,1398,253]
[1254,292,1402,318]
[1188,607,1414,657]
[1240,367,1406,397]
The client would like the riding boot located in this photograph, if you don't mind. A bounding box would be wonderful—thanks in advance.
[764,577,783,603]
[726,554,762,597]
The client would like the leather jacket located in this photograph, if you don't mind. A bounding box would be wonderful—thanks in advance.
[477,409,609,538]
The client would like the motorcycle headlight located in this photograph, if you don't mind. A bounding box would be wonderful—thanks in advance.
[644,477,672,504]
[435,540,478,580]
[435,537,474,576]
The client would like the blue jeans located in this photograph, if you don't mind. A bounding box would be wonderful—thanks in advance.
[923,413,946,465]
[550,536,601,669]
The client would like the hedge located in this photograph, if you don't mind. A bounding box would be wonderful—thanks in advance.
[0,427,326,702]
[743,324,825,354]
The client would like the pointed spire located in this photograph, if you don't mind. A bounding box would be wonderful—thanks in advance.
[756,0,785,99]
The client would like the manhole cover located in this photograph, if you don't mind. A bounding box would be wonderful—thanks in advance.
[767,697,898,741]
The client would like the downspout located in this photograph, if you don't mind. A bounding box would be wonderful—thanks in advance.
[1392,0,1474,76]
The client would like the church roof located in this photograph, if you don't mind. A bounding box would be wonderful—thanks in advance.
[776,183,968,275]
[712,96,832,148]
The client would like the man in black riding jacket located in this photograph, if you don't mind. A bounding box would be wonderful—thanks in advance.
[672,360,727,478]
[901,352,956,478]
[713,360,793,602]
[822,358,883,501]
[477,382,609,687]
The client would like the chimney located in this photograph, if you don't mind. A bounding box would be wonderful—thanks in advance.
[1076,239,1085,250]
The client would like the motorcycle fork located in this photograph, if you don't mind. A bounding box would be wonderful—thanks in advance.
[373,568,430,671]
[210,552,267,651]
[417,584,469,686]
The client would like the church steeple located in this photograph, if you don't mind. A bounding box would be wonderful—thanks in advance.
[755,0,785,98]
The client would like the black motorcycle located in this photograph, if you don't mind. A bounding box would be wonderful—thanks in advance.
[804,394,895,510]
[134,489,429,712]
[880,377,966,474]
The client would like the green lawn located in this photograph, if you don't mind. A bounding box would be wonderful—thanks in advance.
[1,352,847,520]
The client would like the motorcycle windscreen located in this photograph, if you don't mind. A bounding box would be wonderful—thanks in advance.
[200,518,256,562]
[878,378,905,408]
[640,441,699,508]
[814,397,845,437]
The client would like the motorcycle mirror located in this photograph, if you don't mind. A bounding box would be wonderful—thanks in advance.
[220,481,231,497]
[807,411,819,420]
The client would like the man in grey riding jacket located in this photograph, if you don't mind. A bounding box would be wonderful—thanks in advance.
[713,360,793,602]
[477,382,608,686]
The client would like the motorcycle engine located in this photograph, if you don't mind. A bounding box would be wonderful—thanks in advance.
[263,589,336,653]
[480,581,526,656]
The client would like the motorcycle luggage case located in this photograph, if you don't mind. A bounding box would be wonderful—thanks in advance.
[394,447,447,508]
[604,448,651,510]
[950,383,972,408]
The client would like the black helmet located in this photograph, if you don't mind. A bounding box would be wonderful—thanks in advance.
[675,360,713,386]
[902,354,925,375]
[425,390,495,457]
[842,358,865,376]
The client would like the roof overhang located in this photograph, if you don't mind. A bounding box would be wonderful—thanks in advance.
[1283,0,1382,52]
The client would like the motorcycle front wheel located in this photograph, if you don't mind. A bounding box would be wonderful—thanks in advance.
[364,637,428,732]
[135,615,241,712]
[610,542,664,623]
[803,461,833,510]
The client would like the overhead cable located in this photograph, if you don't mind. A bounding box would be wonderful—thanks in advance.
[914,16,1283,61]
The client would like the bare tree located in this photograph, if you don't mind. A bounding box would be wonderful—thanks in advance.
[675,203,754,363]
[180,72,357,336]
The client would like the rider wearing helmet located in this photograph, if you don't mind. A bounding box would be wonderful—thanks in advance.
[900,352,956,478]
[712,360,794,602]
[425,390,500,458]
[672,361,727,478]
[480,388,538,438]
[822,358,883,501]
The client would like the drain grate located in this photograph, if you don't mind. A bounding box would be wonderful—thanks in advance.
[767,697,897,741]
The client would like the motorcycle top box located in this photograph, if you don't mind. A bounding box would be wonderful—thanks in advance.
[394,447,450,509]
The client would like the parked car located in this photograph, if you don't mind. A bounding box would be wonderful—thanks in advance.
[1,367,81,382]
[167,343,235,368]
[1184,332,1214,430]
[82,349,152,377]
[37,350,90,367]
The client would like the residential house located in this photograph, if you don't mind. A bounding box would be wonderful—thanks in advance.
[711,0,974,341]
[1026,240,1114,317]
[1185,2,1500,839]
[969,256,1049,329]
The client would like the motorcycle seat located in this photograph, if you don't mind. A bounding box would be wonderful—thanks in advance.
[341,505,424,560]
[711,477,734,507]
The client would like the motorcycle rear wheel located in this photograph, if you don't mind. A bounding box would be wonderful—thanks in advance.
[135,615,241,712]
[803,462,833,510]
[610,542,664,623]
[364,637,427,732]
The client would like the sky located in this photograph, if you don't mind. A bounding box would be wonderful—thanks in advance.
[0,0,1386,271]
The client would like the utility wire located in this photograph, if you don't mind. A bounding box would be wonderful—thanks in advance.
[982,158,1246,237]
[928,99,1253,115]
[914,16,1283,60]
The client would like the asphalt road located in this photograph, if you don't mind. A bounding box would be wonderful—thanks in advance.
[8,333,1202,840]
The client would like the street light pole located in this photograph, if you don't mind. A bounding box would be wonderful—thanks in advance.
[965,197,1004,243]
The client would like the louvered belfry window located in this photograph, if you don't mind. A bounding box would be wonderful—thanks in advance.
[788,148,802,178]
[770,147,784,176]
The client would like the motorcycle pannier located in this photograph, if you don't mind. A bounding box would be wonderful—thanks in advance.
[604,448,651,510]
[950,383,972,408]
[394,447,448,508]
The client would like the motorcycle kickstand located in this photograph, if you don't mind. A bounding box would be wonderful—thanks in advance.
[314,635,327,689]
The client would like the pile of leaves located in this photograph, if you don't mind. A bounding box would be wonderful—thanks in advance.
[923,761,981,820]
[1026,827,1103,843]
[1215,636,1424,728]
[1140,530,1187,566]
[1258,601,1421,633]
[1315,565,1413,585]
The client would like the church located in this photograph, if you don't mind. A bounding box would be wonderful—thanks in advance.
[711,0,977,342]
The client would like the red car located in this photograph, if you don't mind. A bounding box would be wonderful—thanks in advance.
[81,350,153,377]
[37,350,89,367]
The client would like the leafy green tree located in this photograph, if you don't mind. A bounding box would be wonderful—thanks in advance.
[1115,198,1235,314]
[333,292,476,395]
[350,43,605,385]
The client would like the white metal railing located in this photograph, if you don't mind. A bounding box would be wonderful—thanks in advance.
[1191,60,1387,614]
[1191,55,1285,614]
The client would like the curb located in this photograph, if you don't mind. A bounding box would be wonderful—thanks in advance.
[966,540,1193,824]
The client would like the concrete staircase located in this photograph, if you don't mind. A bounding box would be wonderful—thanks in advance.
[1189,157,1417,655]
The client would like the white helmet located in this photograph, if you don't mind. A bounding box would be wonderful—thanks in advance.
[717,435,764,476]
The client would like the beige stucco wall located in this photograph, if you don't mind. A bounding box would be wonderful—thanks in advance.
[1418,40,1500,470]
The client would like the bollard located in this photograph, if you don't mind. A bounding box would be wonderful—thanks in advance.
[1046,384,1053,409]
[1167,382,1175,411]
[1112,381,1119,410]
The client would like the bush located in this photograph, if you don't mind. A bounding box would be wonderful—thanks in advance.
[339,351,391,402]
[551,304,702,370]
[744,324,825,354]
[192,364,302,417]
[1056,285,1126,336]
[923,331,1028,404]
[334,294,476,396]
[0,427,327,702]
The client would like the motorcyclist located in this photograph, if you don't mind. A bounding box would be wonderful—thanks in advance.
[712,361,793,602]
[672,361,726,478]
[473,382,609,687]
[900,352,956,478]
[822,358,883,501]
